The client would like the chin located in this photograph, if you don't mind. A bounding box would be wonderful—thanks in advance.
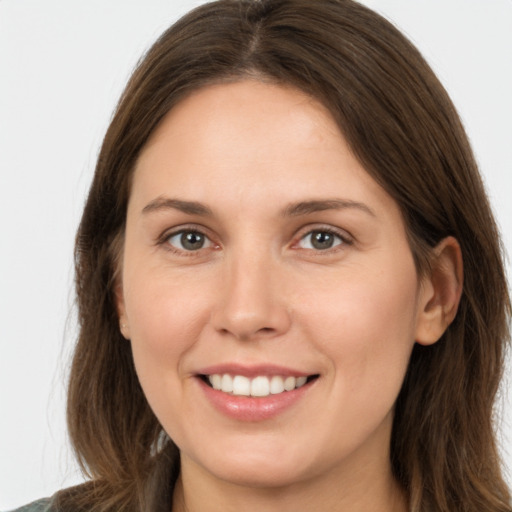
[184,440,325,490]
[209,461,310,489]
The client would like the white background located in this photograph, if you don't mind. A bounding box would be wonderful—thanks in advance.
[1,0,511,509]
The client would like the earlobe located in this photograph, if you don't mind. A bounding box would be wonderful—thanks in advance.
[120,320,130,340]
[415,236,463,346]
[114,281,131,340]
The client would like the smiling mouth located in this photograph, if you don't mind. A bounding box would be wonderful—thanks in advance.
[199,374,319,398]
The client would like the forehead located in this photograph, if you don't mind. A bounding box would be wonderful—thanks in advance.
[137,80,341,170]
[131,80,398,219]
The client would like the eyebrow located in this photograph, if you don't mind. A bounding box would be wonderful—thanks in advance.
[141,196,375,218]
[282,199,376,217]
[142,197,213,216]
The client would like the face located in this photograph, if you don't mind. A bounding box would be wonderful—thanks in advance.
[118,80,432,490]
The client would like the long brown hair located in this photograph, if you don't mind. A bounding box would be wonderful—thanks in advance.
[59,1,511,510]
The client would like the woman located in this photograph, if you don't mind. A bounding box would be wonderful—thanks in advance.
[13,0,511,511]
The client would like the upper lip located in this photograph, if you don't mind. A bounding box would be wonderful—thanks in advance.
[196,363,314,378]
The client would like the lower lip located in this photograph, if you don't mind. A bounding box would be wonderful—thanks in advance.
[198,377,315,422]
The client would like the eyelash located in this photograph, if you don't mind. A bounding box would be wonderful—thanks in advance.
[158,225,217,256]
[158,225,353,256]
[294,226,353,253]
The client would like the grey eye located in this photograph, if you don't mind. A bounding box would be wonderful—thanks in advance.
[298,230,343,250]
[167,231,212,251]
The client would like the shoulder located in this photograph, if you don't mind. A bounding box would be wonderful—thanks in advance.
[7,498,54,512]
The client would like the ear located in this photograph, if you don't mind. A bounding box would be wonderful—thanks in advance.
[414,236,463,346]
[114,280,131,340]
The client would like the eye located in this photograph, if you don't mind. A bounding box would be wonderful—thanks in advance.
[297,229,347,251]
[166,230,213,252]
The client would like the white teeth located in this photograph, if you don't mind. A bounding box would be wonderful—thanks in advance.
[296,376,307,387]
[232,375,251,396]
[270,375,285,394]
[210,374,222,390]
[207,373,311,397]
[221,374,233,393]
[251,376,270,397]
[284,376,296,391]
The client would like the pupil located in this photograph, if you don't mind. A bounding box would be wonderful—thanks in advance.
[181,232,204,250]
[312,231,334,250]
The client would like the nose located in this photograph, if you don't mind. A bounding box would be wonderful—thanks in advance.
[211,252,292,341]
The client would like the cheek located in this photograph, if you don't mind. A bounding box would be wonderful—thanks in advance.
[300,257,419,399]
[124,280,216,446]
[123,268,213,406]
[125,260,211,343]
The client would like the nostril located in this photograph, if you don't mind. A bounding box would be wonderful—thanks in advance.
[212,301,292,341]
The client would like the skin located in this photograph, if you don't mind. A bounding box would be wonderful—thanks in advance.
[117,80,462,512]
